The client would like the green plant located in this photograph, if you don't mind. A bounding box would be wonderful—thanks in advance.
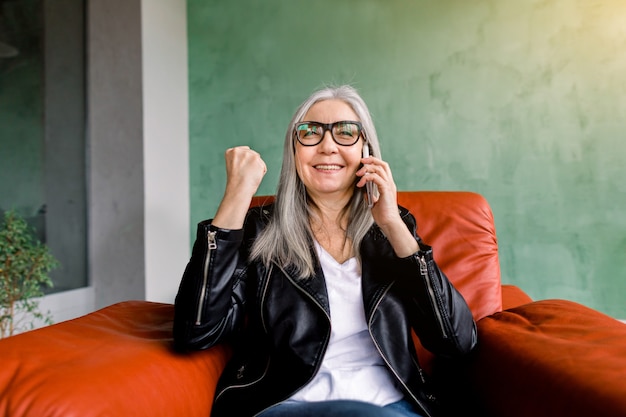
[0,210,58,338]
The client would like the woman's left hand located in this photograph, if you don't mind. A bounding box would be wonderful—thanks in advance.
[356,155,400,228]
[356,155,419,257]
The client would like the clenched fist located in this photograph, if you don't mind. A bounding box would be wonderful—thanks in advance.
[224,146,267,198]
[212,146,267,229]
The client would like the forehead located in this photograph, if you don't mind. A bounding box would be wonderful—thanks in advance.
[303,99,359,123]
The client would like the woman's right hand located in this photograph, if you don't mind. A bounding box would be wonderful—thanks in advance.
[224,146,267,197]
[213,146,267,229]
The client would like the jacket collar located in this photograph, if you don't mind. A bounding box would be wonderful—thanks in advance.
[278,227,396,320]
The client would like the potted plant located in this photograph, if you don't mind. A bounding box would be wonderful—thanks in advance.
[0,210,58,338]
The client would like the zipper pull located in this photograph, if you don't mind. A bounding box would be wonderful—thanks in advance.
[236,365,245,380]
[418,254,428,276]
[207,230,217,249]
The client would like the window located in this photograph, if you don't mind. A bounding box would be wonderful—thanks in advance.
[0,0,86,293]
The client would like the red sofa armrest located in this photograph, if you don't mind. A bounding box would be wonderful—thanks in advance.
[0,301,230,417]
[501,284,533,310]
[467,299,626,417]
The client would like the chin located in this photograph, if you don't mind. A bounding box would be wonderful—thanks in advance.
[311,186,355,197]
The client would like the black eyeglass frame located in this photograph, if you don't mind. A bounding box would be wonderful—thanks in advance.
[293,120,364,147]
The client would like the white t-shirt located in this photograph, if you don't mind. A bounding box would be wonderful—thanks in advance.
[289,241,404,405]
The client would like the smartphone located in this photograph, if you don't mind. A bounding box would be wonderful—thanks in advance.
[362,142,375,208]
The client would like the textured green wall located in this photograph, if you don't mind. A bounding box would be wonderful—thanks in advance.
[188,0,626,318]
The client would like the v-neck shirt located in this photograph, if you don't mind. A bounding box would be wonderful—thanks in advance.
[288,241,404,405]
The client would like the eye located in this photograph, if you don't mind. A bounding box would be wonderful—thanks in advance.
[334,122,358,138]
[308,126,322,136]
[297,124,322,140]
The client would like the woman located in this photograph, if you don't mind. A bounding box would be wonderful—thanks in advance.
[173,85,477,417]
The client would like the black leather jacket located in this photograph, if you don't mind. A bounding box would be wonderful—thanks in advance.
[173,204,477,417]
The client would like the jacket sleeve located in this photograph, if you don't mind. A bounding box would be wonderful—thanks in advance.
[172,219,250,351]
[398,210,478,358]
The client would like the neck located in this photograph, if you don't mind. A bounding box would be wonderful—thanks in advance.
[307,192,354,264]
[310,214,353,265]
[307,190,353,226]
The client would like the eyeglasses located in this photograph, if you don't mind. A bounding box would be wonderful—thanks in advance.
[294,121,363,146]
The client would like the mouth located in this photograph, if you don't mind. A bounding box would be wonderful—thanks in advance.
[313,164,343,171]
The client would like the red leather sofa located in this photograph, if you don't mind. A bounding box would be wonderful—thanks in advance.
[1,191,625,417]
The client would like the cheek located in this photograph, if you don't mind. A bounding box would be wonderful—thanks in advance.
[293,148,307,178]
[345,150,363,171]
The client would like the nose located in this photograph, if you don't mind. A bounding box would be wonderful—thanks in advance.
[318,130,338,153]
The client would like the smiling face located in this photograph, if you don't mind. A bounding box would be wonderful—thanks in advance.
[294,99,364,203]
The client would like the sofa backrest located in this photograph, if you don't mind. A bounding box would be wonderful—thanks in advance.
[396,191,502,320]
[250,191,502,322]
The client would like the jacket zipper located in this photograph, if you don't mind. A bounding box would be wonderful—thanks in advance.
[259,264,275,334]
[215,355,272,403]
[195,230,217,325]
[367,282,434,417]
[418,254,448,339]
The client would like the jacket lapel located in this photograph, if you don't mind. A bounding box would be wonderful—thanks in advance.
[360,228,397,320]
[279,262,331,317]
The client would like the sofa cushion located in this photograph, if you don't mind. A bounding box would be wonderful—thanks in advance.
[468,299,626,417]
[0,301,230,417]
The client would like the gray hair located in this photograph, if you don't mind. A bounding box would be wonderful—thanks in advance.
[250,85,382,279]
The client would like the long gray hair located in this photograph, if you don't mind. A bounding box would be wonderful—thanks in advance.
[250,85,382,279]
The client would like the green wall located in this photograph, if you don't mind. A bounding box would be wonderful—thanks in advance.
[188,0,626,318]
